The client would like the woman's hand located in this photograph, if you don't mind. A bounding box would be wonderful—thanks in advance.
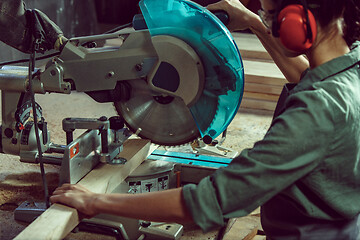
[50,184,99,218]
[207,0,258,31]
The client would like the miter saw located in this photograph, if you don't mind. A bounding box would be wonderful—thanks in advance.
[0,0,244,163]
[0,0,244,238]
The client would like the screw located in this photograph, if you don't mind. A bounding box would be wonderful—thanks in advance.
[135,63,143,71]
[107,71,115,78]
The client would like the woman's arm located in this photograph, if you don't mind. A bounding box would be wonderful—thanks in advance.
[207,0,309,83]
[50,184,193,224]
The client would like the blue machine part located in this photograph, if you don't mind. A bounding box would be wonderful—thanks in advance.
[139,0,244,143]
[148,150,232,168]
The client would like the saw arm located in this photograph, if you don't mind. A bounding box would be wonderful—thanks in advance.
[49,28,205,145]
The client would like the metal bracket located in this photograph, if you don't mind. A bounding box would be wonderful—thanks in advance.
[59,127,131,185]
[139,222,183,240]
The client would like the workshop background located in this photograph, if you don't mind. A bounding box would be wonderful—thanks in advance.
[0,0,261,63]
[0,0,281,239]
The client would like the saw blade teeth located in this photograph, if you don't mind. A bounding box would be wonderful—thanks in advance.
[114,102,199,146]
[135,128,142,135]
[112,79,201,146]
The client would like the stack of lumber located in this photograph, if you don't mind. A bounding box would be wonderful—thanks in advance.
[233,33,287,112]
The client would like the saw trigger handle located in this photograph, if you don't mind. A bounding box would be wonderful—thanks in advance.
[212,10,230,26]
[132,14,147,30]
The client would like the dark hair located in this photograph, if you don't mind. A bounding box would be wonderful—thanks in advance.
[343,0,360,46]
[273,0,360,46]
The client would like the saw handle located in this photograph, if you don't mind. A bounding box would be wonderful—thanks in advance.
[212,10,230,26]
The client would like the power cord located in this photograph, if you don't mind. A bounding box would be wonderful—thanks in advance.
[0,51,60,67]
[29,50,50,208]
[28,10,50,208]
[103,22,132,34]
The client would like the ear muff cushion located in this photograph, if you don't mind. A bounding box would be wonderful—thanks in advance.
[277,4,317,52]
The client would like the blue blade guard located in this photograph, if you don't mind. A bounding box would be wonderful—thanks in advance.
[139,0,244,143]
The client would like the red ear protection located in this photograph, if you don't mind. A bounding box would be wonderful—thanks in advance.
[276,4,317,52]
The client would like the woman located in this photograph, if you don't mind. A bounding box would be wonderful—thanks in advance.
[51,0,360,239]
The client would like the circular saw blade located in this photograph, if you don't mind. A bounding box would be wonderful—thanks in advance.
[114,80,200,146]
[140,0,245,143]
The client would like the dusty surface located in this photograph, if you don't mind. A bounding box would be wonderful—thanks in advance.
[0,92,273,240]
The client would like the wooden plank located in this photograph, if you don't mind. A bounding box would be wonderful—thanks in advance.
[245,74,286,86]
[15,204,79,240]
[243,91,279,102]
[232,32,272,61]
[241,98,278,111]
[14,139,151,240]
[243,60,286,86]
[249,207,261,217]
[80,139,152,194]
[252,236,266,240]
[244,82,283,96]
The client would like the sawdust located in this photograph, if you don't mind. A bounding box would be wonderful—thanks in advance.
[0,166,61,240]
[0,171,59,206]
